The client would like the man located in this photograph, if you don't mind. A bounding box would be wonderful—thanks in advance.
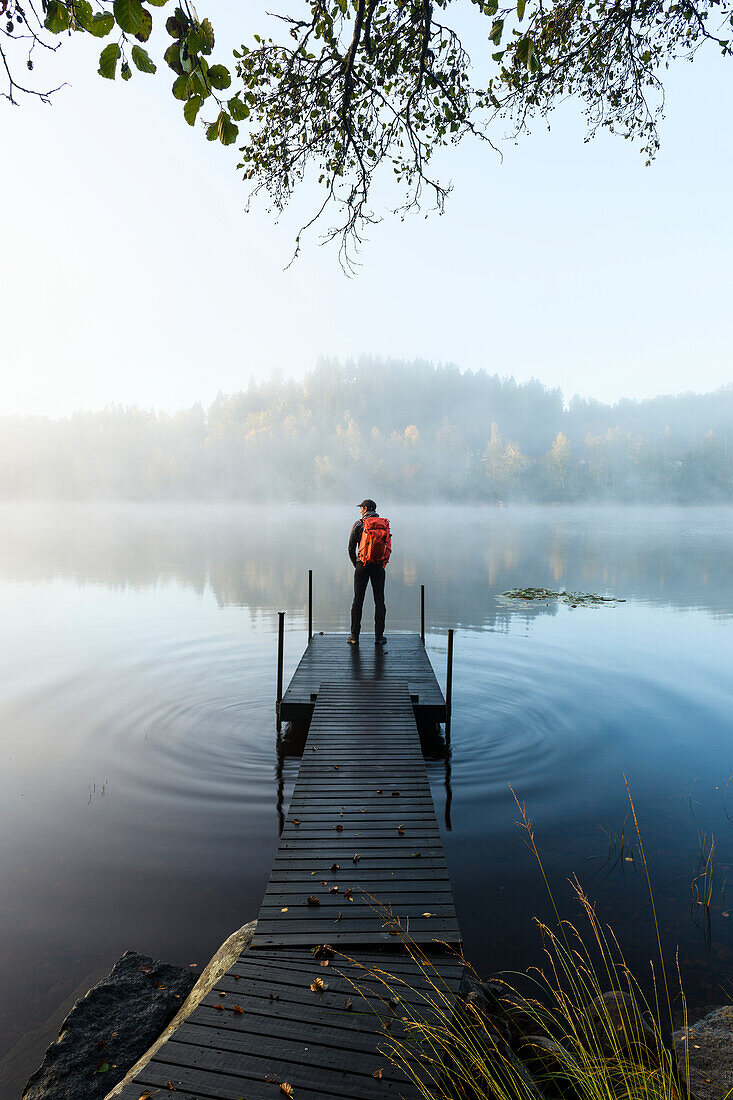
[347,498,391,645]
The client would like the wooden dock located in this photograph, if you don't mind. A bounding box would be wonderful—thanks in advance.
[118,633,460,1100]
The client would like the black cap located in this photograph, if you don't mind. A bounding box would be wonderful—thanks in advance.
[358,498,377,511]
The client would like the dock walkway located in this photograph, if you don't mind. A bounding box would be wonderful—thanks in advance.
[119,634,461,1100]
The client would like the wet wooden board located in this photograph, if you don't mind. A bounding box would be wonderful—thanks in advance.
[280,633,446,722]
[254,681,459,949]
[118,645,462,1100]
[117,948,464,1100]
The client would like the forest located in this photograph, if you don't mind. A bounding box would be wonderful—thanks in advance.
[2,360,732,502]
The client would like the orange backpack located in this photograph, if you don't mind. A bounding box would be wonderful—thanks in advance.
[359,516,392,566]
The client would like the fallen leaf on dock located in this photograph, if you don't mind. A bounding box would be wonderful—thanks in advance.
[330,863,340,872]
[313,944,333,958]
[373,1068,383,1079]
[345,997,353,1010]
[281,907,289,912]
[213,1004,225,1010]
[292,818,301,826]
[280,1084,293,1097]
[138,1092,153,1099]
[352,853,360,862]
[334,765,339,770]
[412,852,422,858]
[334,911,342,922]
[397,826,405,836]
[377,789,382,795]
[310,977,327,992]
[306,895,320,906]
[232,1004,245,1014]
[330,885,339,893]
[336,824,344,831]
[320,960,329,967]
[166,1082,175,1090]
[422,912,435,918]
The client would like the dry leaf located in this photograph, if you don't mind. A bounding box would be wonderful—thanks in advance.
[280,1084,293,1096]
[313,944,334,958]
[306,895,320,907]
[397,826,405,836]
[345,997,353,1010]
[352,853,360,863]
[213,1003,225,1010]
[310,977,327,992]
[330,863,340,872]
[361,808,366,813]
[344,888,353,899]
[377,789,383,795]
[334,911,342,922]
[139,1092,153,1099]
[336,824,344,831]
[292,818,301,826]
[281,907,289,912]
[373,1068,383,1079]
[320,959,329,967]
[166,1082,176,1090]
[330,885,339,893]
[334,764,339,770]
[422,912,435,918]
[232,1004,245,1014]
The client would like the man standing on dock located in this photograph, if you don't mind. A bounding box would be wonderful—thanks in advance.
[347,499,391,646]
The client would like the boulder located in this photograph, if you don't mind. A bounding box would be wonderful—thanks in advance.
[675,1005,733,1100]
[21,951,198,1100]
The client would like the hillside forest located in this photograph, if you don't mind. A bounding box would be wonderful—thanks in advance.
[3,360,732,502]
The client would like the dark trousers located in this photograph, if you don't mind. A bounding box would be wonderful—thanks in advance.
[350,563,386,638]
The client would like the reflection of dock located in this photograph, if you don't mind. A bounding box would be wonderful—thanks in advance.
[119,633,460,1100]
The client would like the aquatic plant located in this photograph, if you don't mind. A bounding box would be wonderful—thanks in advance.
[499,588,626,608]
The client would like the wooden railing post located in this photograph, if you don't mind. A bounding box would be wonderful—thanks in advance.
[445,628,454,741]
[308,569,313,642]
[420,584,425,644]
[276,611,285,730]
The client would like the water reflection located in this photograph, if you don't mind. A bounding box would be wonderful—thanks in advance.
[1,503,732,625]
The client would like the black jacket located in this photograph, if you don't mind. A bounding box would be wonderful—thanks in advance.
[348,510,379,567]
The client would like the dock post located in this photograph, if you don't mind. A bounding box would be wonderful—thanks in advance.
[420,584,425,644]
[276,611,285,730]
[308,570,313,642]
[445,628,454,741]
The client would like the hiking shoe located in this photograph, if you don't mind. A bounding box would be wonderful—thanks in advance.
[375,636,387,646]
[347,635,359,645]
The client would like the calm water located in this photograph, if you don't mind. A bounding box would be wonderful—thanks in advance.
[1,503,733,1096]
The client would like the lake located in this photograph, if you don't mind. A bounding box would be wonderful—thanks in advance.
[1,503,732,1097]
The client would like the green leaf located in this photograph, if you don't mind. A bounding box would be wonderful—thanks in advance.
[198,18,215,53]
[146,0,168,5]
[113,0,143,35]
[205,121,218,141]
[183,94,202,125]
[172,73,188,99]
[227,95,249,121]
[121,61,132,80]
[517,0,526,18]
[89,11,115,36]
[98,42,121,78]
[207,63,231,90]
[131,44,157,72]
[217,110,239,145]
[187,19,214,55]
[70,0,94,32]
[489,18,504,44]
[44,1,70,34]
[164,41,184,74]
[134,7,153,41]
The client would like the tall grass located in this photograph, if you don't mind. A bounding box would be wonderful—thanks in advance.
[347,781,702,1100]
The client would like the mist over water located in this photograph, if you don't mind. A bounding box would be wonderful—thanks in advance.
[1,502,733,1097]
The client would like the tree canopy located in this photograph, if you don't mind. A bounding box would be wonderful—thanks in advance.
[2,0,730,256]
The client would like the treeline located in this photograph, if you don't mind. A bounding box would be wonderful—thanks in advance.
[2,359,733,501]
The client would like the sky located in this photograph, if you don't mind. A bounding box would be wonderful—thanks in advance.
[2,2,732,418]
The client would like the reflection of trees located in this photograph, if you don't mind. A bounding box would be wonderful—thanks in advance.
[2,504,732,626]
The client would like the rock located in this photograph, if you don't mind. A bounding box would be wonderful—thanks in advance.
[105,919,256,1099]
[675,1005,733,1100]
[21,950,198,1100]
